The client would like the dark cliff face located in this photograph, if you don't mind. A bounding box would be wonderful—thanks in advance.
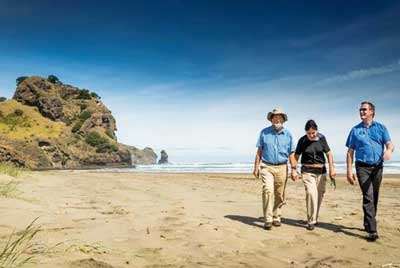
[0,76,134,169]
[158,150,169,164]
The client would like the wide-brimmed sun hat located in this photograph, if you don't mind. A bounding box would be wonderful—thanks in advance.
[267,108,288,122]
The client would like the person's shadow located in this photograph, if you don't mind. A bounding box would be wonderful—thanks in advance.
[225,215,365,239]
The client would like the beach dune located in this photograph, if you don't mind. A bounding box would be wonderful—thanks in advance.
[0,172,399,267]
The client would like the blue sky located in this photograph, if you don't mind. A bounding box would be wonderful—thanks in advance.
[0,0,399,163]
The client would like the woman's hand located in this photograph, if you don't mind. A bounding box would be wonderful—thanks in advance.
[329,168,336,179]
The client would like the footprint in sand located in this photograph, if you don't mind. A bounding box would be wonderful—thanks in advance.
[70,258,115,268]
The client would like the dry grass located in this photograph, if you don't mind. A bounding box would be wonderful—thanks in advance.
[0,219,41,268]
[0,181,20,199]
[0,100,66,140]
[0,163,23,178]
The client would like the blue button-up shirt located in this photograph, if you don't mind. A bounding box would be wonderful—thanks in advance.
[345,121,391,164]
[256,126,295,164]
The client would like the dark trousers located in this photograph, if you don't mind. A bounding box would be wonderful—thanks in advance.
[355,162,383,233]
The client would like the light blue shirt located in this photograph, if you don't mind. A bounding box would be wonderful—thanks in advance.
[256,126,295,164]
[346,121,391,164]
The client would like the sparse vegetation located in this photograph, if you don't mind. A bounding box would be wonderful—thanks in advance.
[0,97,6,103]
[105,129,114,139]
[0,180,20,198]
[0,100,66,140]
[0,218,41,268]
[70,111,92,134]
[0,112,31,131]
[0,163,23,177]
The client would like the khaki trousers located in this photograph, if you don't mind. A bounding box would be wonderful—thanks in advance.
[301,172,327,224]
[259,162,288,223]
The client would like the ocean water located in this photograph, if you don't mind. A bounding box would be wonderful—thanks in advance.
[76,161,400,174]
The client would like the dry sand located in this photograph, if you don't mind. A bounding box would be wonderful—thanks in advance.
[0,171,399,268]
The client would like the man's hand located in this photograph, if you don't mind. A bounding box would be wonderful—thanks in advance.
[253,169,259,178]
[383,150,392,161]
[347,171,356,185]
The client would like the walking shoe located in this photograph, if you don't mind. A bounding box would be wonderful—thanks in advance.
[366,232,379,242]
[272,221,281,227]
[306,224,315,231]
[264,222,272,230]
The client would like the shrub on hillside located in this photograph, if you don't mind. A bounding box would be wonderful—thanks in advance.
[78,111,92,121]
[96,142,118,153]
[0,97,6,102]
[85,131,117,153]
[47,75,61,84]
[77,89,91,100]
[16,76,28,86]
[71,121,83,133]
[80,104,88,111]
[90,92,101,99]
[85,131,106,147]
[14,109,24,116]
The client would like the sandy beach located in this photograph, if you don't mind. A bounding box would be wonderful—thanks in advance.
[0,171,399,268]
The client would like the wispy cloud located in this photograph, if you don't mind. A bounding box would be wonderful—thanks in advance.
[289,2,400,48]
[315,60,400,86]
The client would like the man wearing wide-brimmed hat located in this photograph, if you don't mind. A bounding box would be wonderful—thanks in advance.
[253,108,296,230]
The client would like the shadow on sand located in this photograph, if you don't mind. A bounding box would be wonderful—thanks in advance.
[225,215,365,239]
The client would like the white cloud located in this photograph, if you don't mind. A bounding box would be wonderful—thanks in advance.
[315,60,400,86]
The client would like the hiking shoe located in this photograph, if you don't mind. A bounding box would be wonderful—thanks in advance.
[307,224,315,231]
[367,232,379,242]
[264,222,272,230]
[272,221,281,227]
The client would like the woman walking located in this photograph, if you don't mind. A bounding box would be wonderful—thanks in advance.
[292,120,336,230]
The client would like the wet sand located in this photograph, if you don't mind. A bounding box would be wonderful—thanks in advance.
[0,172,399,268]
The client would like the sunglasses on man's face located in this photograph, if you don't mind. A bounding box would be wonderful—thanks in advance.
[359,108,368,112]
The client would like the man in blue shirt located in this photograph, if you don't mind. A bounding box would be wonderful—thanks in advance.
[346,101,394,242]
[253,108,296,230]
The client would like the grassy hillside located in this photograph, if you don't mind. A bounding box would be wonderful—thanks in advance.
[0,100,66,140]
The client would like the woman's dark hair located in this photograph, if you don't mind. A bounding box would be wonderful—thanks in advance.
[305,120,318,131]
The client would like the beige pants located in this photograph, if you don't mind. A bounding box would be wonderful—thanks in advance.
[301,172,327,224]
[259,162,288,223]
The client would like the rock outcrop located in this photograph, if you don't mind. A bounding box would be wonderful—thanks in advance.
[118,144,158,165]
[158,150,169,164]
[0,75,147,169]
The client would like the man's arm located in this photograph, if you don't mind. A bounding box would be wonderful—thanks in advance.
[346,148,356,185]
[253,147,262,178]
[383,141,394,161]
[290,153,299,181]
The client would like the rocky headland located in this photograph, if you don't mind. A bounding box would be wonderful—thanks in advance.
[0,75,158,169]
